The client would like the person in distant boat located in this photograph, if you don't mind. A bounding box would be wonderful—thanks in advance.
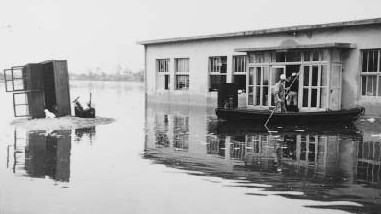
[274,74,287,112]
[286,72,299,112]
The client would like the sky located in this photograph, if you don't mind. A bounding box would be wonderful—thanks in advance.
[0,0,380,74]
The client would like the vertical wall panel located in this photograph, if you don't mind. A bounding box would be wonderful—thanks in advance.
[53,61,71,116]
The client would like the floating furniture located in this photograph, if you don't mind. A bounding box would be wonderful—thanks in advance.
[3,60,71,118]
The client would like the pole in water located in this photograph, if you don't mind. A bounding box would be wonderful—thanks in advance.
[89,93,92,107]
[264,72,301,127]
[264,104,279,127]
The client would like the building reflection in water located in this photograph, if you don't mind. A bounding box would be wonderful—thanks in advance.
[75,126,96,144]
[7,126,96,183]
[144,102,381,213]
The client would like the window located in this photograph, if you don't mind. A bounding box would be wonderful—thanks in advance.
[361,50,381,96]
[157,59,170,90]
[209,56,227,73]
[209,56,227,91]
[247,50,331,109]
[233,55,247,91]
[175,58,189,90]
[247,67,270,106]
[301,65,329,108]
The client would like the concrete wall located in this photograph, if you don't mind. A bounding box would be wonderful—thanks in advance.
[144,25,381,115]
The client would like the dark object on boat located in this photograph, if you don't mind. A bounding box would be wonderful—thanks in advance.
[72,94,95,118]
[215,107,365,124]
[217,83,238,109]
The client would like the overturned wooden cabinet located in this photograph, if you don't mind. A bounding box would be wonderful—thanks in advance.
[3,60,71,118]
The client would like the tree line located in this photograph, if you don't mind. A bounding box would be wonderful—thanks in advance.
[0,65,144,82]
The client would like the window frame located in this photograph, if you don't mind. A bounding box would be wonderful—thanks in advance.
[156,59,170,90]
[175,58,190,90]
[360,49,381,97]
[209,56,227,91]
[247,50,332,110]
[233,55,247,92]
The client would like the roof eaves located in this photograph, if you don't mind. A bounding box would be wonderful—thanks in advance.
[137,17,381,46]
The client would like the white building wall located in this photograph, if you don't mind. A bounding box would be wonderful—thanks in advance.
[144,25,381,115]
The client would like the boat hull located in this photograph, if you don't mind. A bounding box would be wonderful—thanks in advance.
[215,107,365,124]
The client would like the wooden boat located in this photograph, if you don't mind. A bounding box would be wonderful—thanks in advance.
[215,107,365,124]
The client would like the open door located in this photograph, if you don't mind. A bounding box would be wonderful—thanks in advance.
[270,66,286,106]
[3,66,27,92]
[329,64,342,110]
[4,66,45,118]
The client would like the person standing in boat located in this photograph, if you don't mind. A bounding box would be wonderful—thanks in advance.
[274,74,287,112]
[286,72,299,112]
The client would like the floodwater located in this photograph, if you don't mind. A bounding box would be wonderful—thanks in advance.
[0,81,380,214]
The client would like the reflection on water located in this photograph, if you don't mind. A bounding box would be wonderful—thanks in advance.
[75,126,96,144]
[144,102,381,213]
[7,127,96,183]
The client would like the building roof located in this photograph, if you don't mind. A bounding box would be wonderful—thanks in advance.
[235,43,357,52]
[138,17,381,45]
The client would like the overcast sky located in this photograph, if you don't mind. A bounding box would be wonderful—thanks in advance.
[0,0,380,73]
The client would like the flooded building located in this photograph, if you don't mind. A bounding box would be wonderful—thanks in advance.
[139,18,381,115]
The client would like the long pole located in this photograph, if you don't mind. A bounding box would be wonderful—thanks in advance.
[264,103,280,127]
[264,72,301,127]
[89,93,92,107]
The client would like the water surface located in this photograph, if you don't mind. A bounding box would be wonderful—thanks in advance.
[0,81,380,214]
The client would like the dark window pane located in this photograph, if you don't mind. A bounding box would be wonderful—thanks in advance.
[255,86,261,105]
[275,52,286,62]
[373,51,379,72]
[312,51,320,61]
[311,89,317,107]
[165,75,170,90]
[304,66,310,86]
[248,87,253,105]
[256,67,261,85]
[303,89,309,107]
[210,75,226,91]
[221,56,227,73]
[234,56,246,73]
[362,51,368,72]
[286,51,301,62]
[308,143,316,162]
[262,86,269,106]
[369,51,374,72]
[249,68,254,85]
[311,66,318,86]
[304,51,311,61]
[176,75,189,90]
[372,76,377,96]
[234,75,246,91]
[301,142,306,160]
[362,76,367,95]
[379,51,381,73]
[263,68,269,86]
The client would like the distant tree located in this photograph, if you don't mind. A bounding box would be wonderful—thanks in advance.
[69,65,144,82]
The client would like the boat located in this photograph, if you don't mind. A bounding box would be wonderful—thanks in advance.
[215,107,365,125]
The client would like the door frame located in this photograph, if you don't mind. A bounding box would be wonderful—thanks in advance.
[270,65,286,107]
